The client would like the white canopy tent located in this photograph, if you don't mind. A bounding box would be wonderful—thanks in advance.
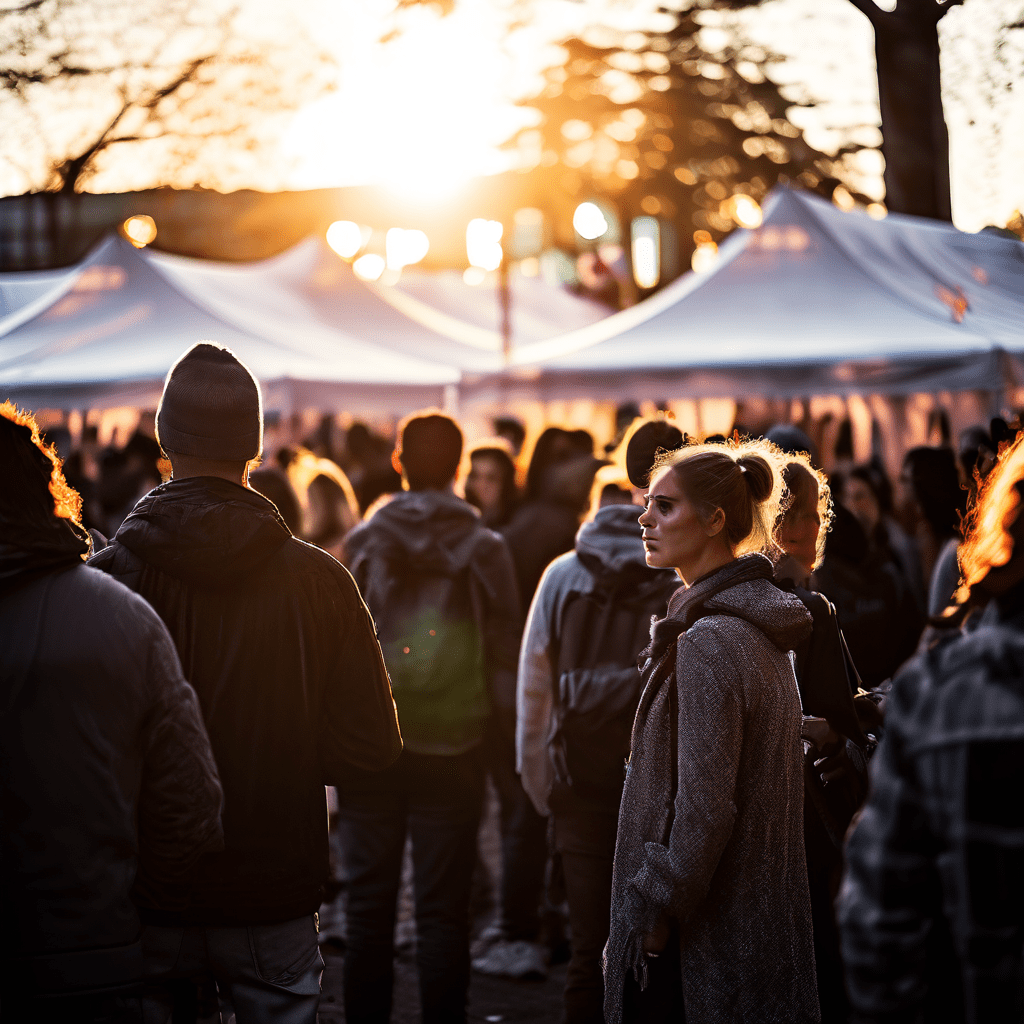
[467,187,1024,404]
[147,239,609,376]
[0,234,459,413]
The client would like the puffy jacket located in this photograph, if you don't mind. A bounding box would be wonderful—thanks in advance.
[1,548,222,994]
[90,475,402,925]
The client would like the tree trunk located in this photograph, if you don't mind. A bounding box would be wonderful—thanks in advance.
[849,0,960,221]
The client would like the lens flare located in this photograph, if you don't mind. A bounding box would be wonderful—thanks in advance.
[326,221,366,259]
[573,202,609,240]
[353,253,386,281]
[122,215,156,248]
[467,219,503,271]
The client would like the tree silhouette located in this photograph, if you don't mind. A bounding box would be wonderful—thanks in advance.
[0,0,334,195]
[507,5,878,278]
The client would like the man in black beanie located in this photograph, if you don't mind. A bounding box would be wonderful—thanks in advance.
[90,342,403,1024]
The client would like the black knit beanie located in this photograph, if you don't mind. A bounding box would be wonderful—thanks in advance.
[156,342,262,460]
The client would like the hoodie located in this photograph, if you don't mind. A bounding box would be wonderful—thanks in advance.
[346,489,521,756]
[90,476,401,924]
[604,553,820,1024]
[517,503,679,816]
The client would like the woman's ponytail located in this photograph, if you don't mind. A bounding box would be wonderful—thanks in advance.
[736,454,773,503]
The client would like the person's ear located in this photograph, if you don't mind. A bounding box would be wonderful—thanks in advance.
[391,449,403,476]
[704,507,726,538]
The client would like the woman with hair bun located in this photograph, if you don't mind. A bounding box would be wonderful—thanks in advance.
[604,439,820,1024]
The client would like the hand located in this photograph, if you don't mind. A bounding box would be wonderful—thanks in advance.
[642,915,671,955]
[814,741,851,785]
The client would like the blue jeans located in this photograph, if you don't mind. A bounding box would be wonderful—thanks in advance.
[335,747,485,1024]
[140,916,322,1024]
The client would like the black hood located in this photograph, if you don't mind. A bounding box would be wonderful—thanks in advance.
[113,476,290,587]
[348,490,483,574]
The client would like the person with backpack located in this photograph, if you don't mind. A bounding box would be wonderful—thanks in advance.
[343,411,521,1024]
[517,446,679,1024]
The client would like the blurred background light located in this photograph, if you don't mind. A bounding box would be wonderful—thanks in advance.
[352,253,385,281]
[722,194,763,229]
[573,202,609,241]
[326,220,366,259]
[463,266,487,286]
[385,227,429,270]
[122,215,157,248]
[466,218,503,271]
[691,242,719,273]
[631,215,660,289]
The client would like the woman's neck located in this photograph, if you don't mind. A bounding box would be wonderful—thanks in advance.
[677,544,735,586]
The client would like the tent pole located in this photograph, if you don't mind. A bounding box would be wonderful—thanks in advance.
[499,258,512,366]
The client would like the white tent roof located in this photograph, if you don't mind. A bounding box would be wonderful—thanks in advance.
[468,187,1024,403]
[0,234,459,412]
[377,266,611,367]
[145,238,506,375]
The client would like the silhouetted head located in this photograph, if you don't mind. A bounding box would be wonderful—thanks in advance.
[0,401,89,558]
[394,410,463,491]
[157,342,263,485]
[466,443,518,526]
[900,446,966,540]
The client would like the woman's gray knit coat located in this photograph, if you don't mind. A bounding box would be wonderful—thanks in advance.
[604,554,820,1023]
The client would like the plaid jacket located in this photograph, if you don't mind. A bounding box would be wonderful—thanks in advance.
[838,586,1024,1023]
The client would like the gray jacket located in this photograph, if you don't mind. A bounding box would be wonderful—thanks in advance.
[604,554,820,1023]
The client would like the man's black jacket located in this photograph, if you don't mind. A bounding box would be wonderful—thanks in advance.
[91,476,402,925]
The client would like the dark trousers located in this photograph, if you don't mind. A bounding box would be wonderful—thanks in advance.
[486,720,549,941]
[552,799,620,1024]
[335,747,484,1024]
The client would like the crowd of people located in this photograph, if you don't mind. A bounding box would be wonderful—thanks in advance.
[4,338,1024,1024]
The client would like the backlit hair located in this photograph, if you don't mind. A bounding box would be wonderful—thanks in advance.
[0,400,83,527]
[651,436,788,558]
[956,430,1024,602]
[779,455,833,570]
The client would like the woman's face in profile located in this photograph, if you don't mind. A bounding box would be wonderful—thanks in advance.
[639,467,707,572]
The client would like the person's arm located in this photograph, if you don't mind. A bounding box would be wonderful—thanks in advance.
[837,661,940,1024]
[320,565,402,780]
[132,611,224,907]
[516,562,560,816]
[624,634,742,938]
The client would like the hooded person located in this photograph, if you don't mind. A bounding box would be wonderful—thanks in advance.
[0,401,223,1024]
[342,411,522,1024]
[89,342,402,1024]
[516,447,680,1024]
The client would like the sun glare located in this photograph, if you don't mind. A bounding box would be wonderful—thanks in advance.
[282,2,530,201]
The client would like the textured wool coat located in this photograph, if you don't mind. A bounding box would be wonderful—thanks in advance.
[604,554,820,1023]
